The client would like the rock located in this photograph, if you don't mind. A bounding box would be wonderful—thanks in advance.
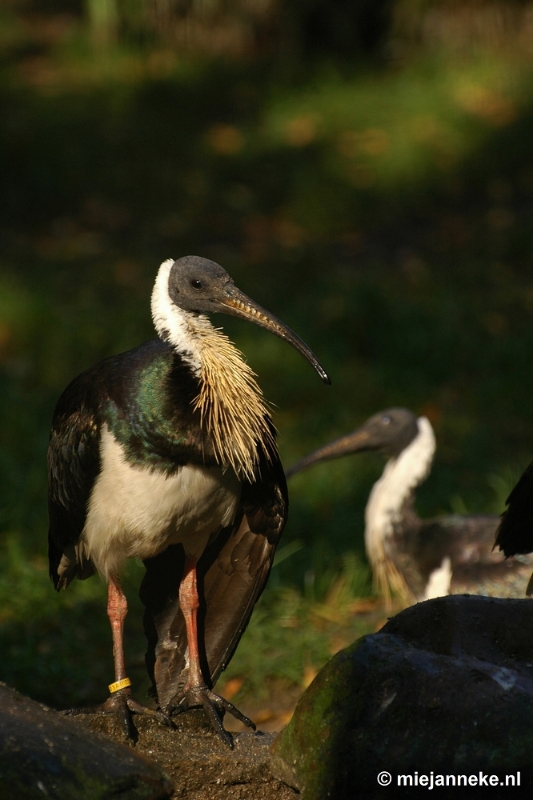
[0,682,173,800]
[271,595,533,799]
[80,707,297,799]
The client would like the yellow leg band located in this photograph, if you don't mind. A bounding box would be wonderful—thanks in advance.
[108,677,132,694]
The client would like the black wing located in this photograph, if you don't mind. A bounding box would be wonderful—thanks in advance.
[47,371,102,589]
[495,461,533,557]
[140,454,288,712]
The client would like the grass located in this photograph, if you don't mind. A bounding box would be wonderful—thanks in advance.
[220,552,375,699]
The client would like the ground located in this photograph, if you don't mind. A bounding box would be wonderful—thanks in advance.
[79,707,299,799]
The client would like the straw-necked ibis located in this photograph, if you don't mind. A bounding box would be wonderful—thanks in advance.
[288,408,532,607]
[48,256,329,746]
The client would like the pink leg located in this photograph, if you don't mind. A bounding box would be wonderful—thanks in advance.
[179,556,205,688]
[61,576,172,739]
[107,579,129,684]
[104,578,172,736]
[177,555,255,748]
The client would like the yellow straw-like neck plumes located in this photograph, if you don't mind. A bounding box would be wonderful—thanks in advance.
[191,321,277,482]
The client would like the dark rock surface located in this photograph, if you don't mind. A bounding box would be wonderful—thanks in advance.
[271,595,533,799]
[80,708,298,799]
[0,682,173,799]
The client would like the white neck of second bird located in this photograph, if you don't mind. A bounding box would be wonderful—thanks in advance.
[364,416,436,570]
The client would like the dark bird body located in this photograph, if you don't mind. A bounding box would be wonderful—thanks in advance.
[495,462,533,594]
[287,408,532,606]
[48,256,329,744]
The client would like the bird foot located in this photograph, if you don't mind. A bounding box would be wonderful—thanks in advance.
[61,689,174,741]
[175,685,255,749]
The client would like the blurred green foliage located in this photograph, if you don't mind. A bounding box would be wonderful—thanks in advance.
[2,0,533,708]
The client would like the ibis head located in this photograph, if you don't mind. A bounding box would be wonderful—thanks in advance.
[286,408,419,477]
[161,256,330,384]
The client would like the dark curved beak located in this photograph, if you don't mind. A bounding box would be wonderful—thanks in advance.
[286,428,373,478]
[218,284,330,385]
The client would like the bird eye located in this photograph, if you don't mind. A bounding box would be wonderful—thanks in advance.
[191,279,203,290]
[382,415,391,425]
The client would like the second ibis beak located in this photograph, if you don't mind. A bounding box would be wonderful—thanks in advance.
[286,428,373,478]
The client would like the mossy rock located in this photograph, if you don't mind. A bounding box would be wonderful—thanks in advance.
[271,595,533,799]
